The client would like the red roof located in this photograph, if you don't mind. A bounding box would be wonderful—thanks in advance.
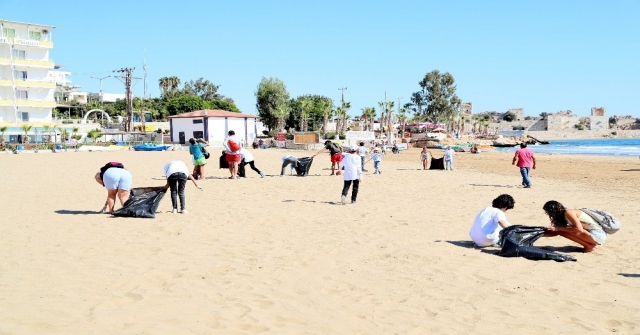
[168,110,258,119]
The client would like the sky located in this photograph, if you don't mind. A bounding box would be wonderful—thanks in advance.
[3,0,639,118]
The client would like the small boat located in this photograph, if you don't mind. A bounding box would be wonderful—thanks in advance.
[492,143,518,148]
[133,143,170,151]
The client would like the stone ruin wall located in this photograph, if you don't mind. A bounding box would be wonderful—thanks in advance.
[460,102,473,117]
[508,108,525,121]
[591,107,606,116]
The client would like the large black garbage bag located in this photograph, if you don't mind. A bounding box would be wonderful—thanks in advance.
[498,225,577,262]
[112,187,166,218]
[429,157,445,170]
[219,152,229,169]
[295,157,314,176]
[238,159,247,178]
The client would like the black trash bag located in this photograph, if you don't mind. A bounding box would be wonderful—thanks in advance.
[498,225,577,262]
[429,157,445,170]
[112,186,166,219]
[219,152,229,169]
[238,159,247,178]
[295,157,314,176]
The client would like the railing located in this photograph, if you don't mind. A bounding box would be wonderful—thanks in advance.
[0,32,52,42]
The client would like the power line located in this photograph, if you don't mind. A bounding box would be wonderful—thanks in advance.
[112,67,141,132]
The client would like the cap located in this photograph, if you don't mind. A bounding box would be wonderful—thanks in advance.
[350,145,358,152]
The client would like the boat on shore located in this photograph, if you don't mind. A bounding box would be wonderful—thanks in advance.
[133,143,170,151]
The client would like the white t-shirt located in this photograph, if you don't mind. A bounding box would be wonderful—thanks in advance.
[239,148,254,162]
[339,153,362,181]
[444,149,455,161]
[357,146,367,157]
[164,161,189,178]
[469,207,509,247]
[223,136,241,154]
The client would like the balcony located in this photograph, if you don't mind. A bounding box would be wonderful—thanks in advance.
[0,79,56,88]
[0,33,53,48]
[0,57,55,68]
[16,99,56,108]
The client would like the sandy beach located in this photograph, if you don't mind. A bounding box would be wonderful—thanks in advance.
[1,147,639,334]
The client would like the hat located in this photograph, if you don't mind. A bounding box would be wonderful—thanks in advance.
[350,145,358,152]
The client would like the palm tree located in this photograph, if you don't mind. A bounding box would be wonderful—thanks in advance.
[340,101,351,135]
[398,107,408,138]
[299,99,311,132]
[334,106,345,137]
[86,128,102,143]
[273,105,290,132]
[158,77,170,93]
[0,126,6,150]
[21,124,32,144]
[168,76,181,91]
[319,100,333,135]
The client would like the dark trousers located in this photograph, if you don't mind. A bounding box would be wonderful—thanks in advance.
[240,160,261,176]
[341,179,360,202]
[168,172,187,210]
[280,158,299,175]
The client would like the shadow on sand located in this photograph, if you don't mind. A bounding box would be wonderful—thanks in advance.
[619,273,640,278]
[469,184,517,188]
[55,210,99,215]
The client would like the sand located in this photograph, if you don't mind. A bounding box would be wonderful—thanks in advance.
[1,147,639,334]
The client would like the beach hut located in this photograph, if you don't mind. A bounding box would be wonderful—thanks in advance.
[168,110,259,147]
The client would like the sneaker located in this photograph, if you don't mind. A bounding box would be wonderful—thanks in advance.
[181,209,188,214]
[172,209,178,214]
[260,172,265,178]
[341,195,346,205]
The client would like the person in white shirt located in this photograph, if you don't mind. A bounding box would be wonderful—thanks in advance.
[280,155,298,176]
[357,142,369,172]
[163,160,203,214]
[223,130,242,179]
[469,194,515,247]
[339,145,363,205]
[239,148,264,178]
[444,146,455,170]
[370,148,383,174]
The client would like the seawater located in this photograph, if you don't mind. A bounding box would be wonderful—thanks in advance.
[496,138,640,157]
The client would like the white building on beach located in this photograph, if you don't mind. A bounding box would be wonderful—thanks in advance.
[0,19,57,125]
[168,110,259,147]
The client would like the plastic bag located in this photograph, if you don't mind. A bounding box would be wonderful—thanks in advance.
[498,225,576,262]
[295,157,314,176]
[112,187,166,218]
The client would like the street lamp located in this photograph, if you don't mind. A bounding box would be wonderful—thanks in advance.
[90,75,111,104]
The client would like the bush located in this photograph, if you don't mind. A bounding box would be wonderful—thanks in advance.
[574,124,584,130]
[611,131,617,136]
[285,133,294,140]
[339,134,346,140]
[512,126,526,130]
[324,132,336,140]
[503,112,516,122]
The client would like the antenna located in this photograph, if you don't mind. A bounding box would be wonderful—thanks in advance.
[143,50,148,99]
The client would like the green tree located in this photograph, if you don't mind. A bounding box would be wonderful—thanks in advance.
[209,99,240,113]
[86,128,102,143]
[503,112,516,122]
[360,107,376,131]
[21,124,32,144]
[165,95,209,116]
[273,105,291,132]
[255,77,290,131]
[182,77,224,101]
[0,126,6,150]
[413,70,461,123]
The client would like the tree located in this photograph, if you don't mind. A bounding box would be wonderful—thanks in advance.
[165,95,209,116]
[0,126,6,150]
[21,124,32,144]
[398,107,409,137]
[86,128,102,143]
[209,99,240,113]
[182,77,224,101]
[273,105,291,132]
[503,112,516,122]
[255,77,290,131]
[319,99,333,135]
[413,70,461,123]
[361,107,376,131]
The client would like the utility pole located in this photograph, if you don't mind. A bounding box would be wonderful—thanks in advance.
[338,87,347,104]
[113,68,141,132]
[90,75,111,105]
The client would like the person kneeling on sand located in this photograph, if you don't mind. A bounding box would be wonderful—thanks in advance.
[163,160,203,214]
[469,194,515,247]
[542,200,606,253]
[95,162,133,214]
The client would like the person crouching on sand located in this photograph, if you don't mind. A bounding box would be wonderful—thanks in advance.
[420,147,432,170]
[339,145,362,205]
[542,200,606,253]
[469,194,514,247]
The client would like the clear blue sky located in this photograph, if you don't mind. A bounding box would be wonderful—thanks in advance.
[3,0,639,117]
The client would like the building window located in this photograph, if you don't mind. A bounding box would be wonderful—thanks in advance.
[192,119,203,124]
[15,90,28,100]
[14,70,27,80]
[2,28,15,37]
[21,112,29,122]
[29,31,41,41]
[12,49,26,60]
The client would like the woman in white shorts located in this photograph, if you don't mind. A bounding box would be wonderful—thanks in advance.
[94,162,133,214]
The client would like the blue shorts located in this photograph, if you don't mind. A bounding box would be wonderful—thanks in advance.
[103,168,132,191]
[588,228,607,245]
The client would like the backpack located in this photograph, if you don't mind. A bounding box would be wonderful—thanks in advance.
[330,143,342,153]
[200,145,210,159]
[228,138,241,152]
[580,208,621,234]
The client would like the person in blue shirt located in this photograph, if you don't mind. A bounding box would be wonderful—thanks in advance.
[189,137,209,180]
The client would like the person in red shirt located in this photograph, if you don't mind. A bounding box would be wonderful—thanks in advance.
[512,143,536,188]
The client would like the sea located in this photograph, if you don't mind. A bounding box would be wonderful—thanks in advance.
[495,138,640,157]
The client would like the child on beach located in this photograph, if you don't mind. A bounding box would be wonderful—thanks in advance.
[469,194,515,247]
[420,147,432,170]
[371,148,383,174]
[444,146,455,170]
[339,145,362,204]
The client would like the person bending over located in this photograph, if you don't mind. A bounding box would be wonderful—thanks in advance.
[280,155,298,176]
[314,140,343,175]
[189,137,209,180]
[94,162,133,214]
[469,194,515,247]
[163,160,203,214]
[542,200,606,253]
